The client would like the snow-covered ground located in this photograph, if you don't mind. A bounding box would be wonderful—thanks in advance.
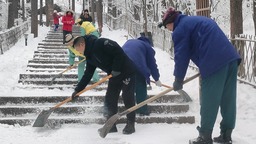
[0,0,256,143]
[0,24,256,144]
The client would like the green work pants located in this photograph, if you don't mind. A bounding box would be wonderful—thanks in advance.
[199,60,238,133]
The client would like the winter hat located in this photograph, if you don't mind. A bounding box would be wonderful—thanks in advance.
[53,10,57,13]
[65,34,77,46]
[66,9,74,15]
[162,7,181,27]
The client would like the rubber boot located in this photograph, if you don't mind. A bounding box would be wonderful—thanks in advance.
[122,120,135,134]
[108,124,117,133]
[189,126,213,144]
[213,129,233,144]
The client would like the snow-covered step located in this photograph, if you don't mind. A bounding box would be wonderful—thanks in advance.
[29,58,69,61]
[37,45,68,49]
[18,79,107,86]
[19,73,105,79]
[0,95,185,105]
[47,33,80,36]
[45,36,73,39]
[43,39,65,43]
[33,53,68,57]
[25,69,76,73]
[27,64,69,69]
[0,104,190,118]
[34,54,69,57]
[34,50,68,54]
[28,60,69,64]
[38,43,67,46]
[0,114,195,126]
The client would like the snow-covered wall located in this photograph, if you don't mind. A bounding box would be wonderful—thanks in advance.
[0,19,30,55]
[0,1,8,31]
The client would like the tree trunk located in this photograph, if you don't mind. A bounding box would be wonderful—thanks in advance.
[8,0,14,29]
[153,0,159,22]
[46,0,54,27]
[230,0,244,77]
[83,0,85,10]
[96,0,103,34]
[72,0,75,13]
[230,0,243,38]
[253,1,256,76]
[142,0,148,36]
[22,0,26,21]
[253,1,256,35]
[90,0,95,23]
[39,0,43,26]
[133,5,140,21]
[13,0,18,19]
[31,0,38,37]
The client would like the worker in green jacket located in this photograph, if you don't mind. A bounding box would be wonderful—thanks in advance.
[65,19,100,83]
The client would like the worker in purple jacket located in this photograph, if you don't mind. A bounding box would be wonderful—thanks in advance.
[122,36,162,116]
[159,7,241,144]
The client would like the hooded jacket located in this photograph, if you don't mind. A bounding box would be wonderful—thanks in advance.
[122,37,160,84]
[52,12,61,24]
[62,10,74,31]
[75,35,136,92]
[172,14,241,80]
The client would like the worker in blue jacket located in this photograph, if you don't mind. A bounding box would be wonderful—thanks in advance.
[122,36,162,116]
[159,7,241,144]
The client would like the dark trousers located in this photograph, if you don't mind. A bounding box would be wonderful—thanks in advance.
[105,73,136,123]
[200,60,238,133]
[54,24,59,31]
[135,72,148,113]
[63,30,72,44]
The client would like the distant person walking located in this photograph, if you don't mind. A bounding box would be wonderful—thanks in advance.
[62,9,75,44]
[52,10,61,31]
[79,9,93,23]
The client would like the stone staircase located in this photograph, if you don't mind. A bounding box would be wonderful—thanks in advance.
[0,25,195,126]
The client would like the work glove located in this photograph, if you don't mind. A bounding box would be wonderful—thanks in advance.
[155,80,162,87]
[147,85,152,90]
[111,71,121,77]
[173,77,183,91]
[71,91,79,101]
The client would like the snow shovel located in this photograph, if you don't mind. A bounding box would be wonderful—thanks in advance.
[49,58,86,85]
[98,73,200,138]
[150,80,192,102]
[33,74,112,127]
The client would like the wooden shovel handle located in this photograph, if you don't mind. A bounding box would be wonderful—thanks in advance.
[53,74,112,109]
[121,73,200,115]
[60,58,86,75]
[150,80,171,88]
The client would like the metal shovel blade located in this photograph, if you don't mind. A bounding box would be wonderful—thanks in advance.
[177,90,192,102]
[98,114,121,138]
[32,108,55,127]
[49,73,62,85]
